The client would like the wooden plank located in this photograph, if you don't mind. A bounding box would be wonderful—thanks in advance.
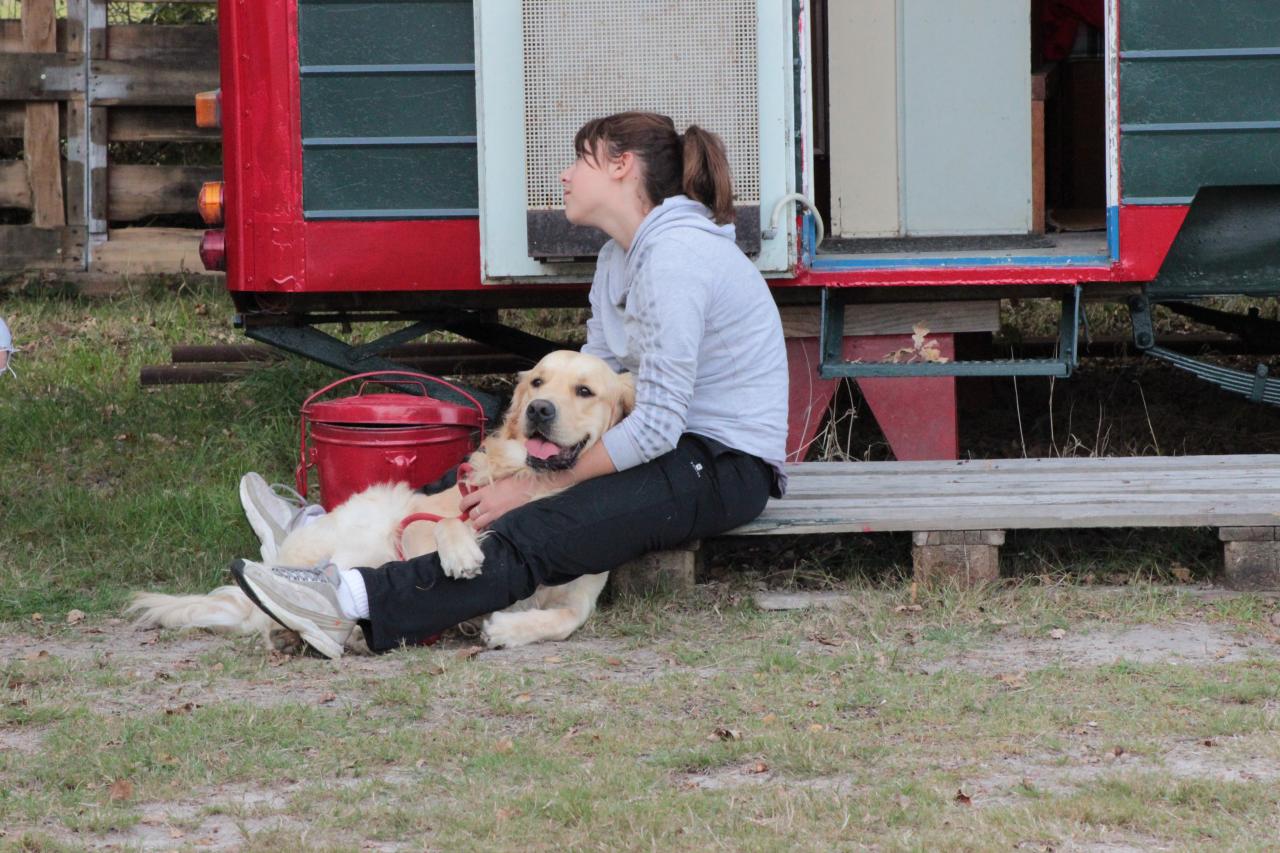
[108,164,220,220]
[0,161,32,209]
[110,107,217,141]
[90,57,219,106]
[0,19,67,52]
[781,476,1280,499]
[105,24,217,61]
[88,227,213,277]
[736,500,1280,535]
[0,54,84,101]
[22,0,66,228]
[5,104,217,143]
[784,454,1280,476]
[0,225,86,270]
[779,302,1000,338]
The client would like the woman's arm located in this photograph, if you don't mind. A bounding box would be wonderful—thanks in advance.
[459,442,617,529]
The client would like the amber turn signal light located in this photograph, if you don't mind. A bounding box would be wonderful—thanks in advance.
[195,90,221,129]
[197,180,224,226]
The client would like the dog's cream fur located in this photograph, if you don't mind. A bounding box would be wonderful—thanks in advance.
[129,350,635,650]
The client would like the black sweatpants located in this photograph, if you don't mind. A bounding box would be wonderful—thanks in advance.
[356,434,775,652]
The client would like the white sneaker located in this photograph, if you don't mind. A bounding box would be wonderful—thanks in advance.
[239,473,326,562]
[230,559,355,659]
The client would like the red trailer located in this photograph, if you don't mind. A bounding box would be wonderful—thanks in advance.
[199,0,1280,461]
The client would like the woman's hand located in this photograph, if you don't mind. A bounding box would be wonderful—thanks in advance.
[459,477,539,530]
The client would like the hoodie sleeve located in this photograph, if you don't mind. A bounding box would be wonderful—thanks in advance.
[601,240,711,471]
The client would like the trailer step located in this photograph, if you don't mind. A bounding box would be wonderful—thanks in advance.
[818,286,1081,379]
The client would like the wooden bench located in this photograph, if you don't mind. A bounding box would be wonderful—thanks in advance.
[612,455,1280,593]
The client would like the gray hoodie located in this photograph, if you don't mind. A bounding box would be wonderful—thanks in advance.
[582,195,789,489]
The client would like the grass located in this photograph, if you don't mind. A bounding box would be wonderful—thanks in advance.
[3,284,1280,847]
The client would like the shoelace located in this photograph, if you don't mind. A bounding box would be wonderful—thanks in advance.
[270,483,325,534]
[272,562,334,584]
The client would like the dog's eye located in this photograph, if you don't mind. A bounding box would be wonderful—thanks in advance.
[576,385,594,398]
[530,377,543,388]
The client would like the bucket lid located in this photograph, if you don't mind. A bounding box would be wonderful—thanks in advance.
[306,392,483,428]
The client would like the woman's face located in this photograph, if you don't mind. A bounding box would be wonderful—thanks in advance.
[559,141,621,228]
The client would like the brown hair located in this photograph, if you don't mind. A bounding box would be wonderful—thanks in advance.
[573,111,736,224]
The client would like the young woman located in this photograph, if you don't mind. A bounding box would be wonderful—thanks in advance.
[232,112,789,657]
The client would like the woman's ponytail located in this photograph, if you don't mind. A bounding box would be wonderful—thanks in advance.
[574,112,736,223]
[681,125,735,224]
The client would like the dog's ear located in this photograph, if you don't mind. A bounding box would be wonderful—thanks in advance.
[611,371,636,426]
[501,371,530,440]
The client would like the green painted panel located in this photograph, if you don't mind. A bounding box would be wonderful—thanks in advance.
[1120,0,1280,51]
[301,73,475,138]
[1121,58,1280,124]
[298,0,473,66]
[1149,187,1280,297]
[1121,131,1280,201]
[303,145,478,214]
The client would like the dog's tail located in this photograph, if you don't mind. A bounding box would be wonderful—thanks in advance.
[126,586,274,636]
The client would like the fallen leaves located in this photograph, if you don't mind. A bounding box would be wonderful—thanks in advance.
[1048,628,1067,640]
[954,789,972,806]
[1170,563,1194,583]
[886,324,951,364]
[165,702,199,716]
[108,779,134,802]
[456,645,484,661]
[65,610,85,625]
[995,672,1028,689]
[708,727,742,742]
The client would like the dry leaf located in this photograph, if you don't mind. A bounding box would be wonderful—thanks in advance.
[748,761,769,774]
[995,672,1027,689]
[495,738,515,753]
[808,633,843,647]
[1269,612,1280,628]
[456,645,484,660]
[514,692,532,704]
[108,779,134,802]
[1202,738,1216,747]
[65,610,86,625]
[1113,746,1125,757]
[604,656,623,667]
[909,581,919,604]
[165,702,199,716]
[708,727,742,742]
[425,664,445,677]
[894,604,923,613]
[761,713,777,724]
[954,789,972,806]
[30,613,43,624]
[543,656,562,664]
[23,649,49,661]
[1170,564,1193,583]
[808,723,825,733]
[317,692,337,704]
[1048,628,1067,640]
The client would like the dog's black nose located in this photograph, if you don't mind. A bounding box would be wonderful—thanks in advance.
[526,398,556,424]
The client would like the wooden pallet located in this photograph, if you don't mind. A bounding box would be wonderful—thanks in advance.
[734,455,1280,535]
[727,455,1280,588]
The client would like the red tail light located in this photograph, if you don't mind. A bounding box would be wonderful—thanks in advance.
[200,230,226,272]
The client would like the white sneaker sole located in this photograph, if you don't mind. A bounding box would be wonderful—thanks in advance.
[232,564,347,660]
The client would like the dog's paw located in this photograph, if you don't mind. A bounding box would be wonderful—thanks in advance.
[438,529,485,580]
[481,611,528,649]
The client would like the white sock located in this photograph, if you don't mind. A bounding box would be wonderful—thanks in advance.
[336,569,370,620]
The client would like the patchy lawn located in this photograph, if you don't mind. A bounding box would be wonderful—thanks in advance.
[4,284,1280,848]
[2,585,1279,849]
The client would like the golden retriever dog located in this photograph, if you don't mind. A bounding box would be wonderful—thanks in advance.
[129,350,635,651]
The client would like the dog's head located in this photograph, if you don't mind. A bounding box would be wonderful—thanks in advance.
[500,350,635,471]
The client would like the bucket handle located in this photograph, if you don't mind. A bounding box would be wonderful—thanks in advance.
[296,370,487,498]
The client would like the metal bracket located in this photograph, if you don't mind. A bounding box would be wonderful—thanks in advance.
[1128,293,1280,406]
[818,286,1081,379]
[244,324,503,424]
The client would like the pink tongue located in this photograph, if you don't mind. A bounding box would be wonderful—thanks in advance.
[525,437,562,460]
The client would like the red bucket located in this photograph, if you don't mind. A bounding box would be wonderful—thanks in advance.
[297,372,485,510]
